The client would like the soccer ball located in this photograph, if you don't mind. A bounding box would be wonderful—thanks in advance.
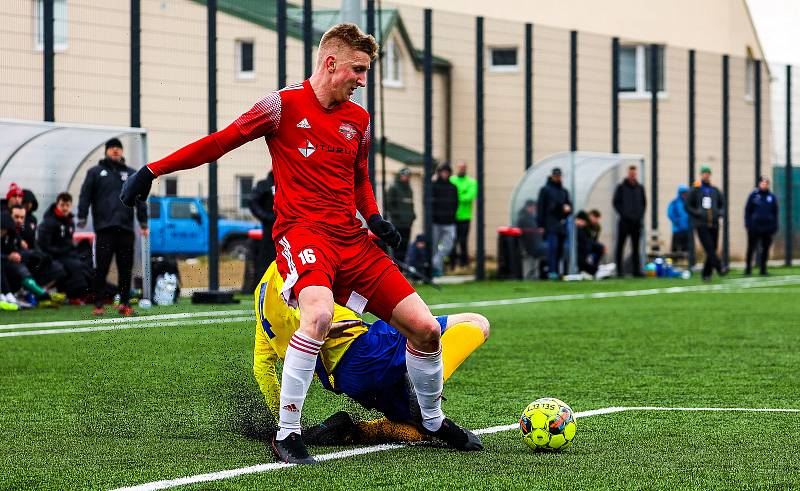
[518,397,577,451]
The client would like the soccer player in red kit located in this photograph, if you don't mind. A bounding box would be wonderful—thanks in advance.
[121,23,482,463]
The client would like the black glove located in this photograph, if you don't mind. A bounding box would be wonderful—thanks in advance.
[368,214,401,249]
[120,166,155,207]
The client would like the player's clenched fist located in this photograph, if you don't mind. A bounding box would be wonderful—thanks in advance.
[367,214,401,249]
[120,166,155,207]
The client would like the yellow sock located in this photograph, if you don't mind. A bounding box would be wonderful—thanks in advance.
[356,417,425,443]
[441,322,485,381]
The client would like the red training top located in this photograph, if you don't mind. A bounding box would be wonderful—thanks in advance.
[147,80,379,241]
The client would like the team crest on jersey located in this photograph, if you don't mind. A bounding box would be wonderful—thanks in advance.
[298,140,316,158]
[339,123,357,140]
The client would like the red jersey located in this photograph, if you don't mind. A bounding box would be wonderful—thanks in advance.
[147,80,379,240]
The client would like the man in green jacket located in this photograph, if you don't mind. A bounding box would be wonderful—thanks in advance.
[449,161,477,269]
[385,168,416,262]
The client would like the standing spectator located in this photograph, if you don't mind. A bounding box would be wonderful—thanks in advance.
[20,189,39,247]
[449,161,477,270]
[516,199,545,279]
[744,176,779,276]
[431,163,458,277]
[686,165,726,281]
[667,184,690,253]
[38,192,91,299]
[78,138,148,316]
[385,167,416,262]
[249,170,277,278]
[613,165,646,277]
[536,168,572,279]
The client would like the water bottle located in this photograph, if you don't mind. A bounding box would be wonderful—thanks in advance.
[654,257,664,277]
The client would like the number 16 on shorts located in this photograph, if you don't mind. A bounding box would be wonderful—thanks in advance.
[299,248,316,265]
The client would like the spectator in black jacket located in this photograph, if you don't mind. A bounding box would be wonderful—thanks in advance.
[686,165,727,281]
[78,138,148,316]
[575,210,605,276]
[612,165,646,277]
[536,168,572,279]
[431,163,458,276]
[20,189,39,247]
[385,167,416,262]
[249,171,277,279]
[39,192,90,299]
[744,176,779,276]
[516,199,545,279]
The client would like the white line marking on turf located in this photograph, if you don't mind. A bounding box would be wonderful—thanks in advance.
[0,316,254,338]
[0,309,250,331]
[110,405,800,491]
[6,275,798,338]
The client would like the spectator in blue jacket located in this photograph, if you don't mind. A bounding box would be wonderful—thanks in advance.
[667,184,690,253]
[744,176,779,276]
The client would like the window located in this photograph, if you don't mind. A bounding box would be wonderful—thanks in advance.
[618,44,665,97]
[238,176,254,210]
[164,177,178,197]
[382,38,403,87]
[169,201,200,219]
[149,201,161,219]
[745,57,756,102]
[489,47,518,72]
[236,40,255,80]
[35,0,68,51]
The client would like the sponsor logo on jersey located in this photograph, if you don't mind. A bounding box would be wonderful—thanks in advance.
[339,123,357,140]
[298,140,316,158]
[296,118,311,129]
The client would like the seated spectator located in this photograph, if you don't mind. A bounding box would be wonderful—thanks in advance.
[38,192,91,300]
[21,189,39,247]
[406,234,430,276]
[575,210,606,277]
[587,209,602,242]
[1,207,63,305]
[3,183,24,212]
[516,199,546,279]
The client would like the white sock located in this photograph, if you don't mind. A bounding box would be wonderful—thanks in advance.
[276,332,322,441]
[405,343,445,432]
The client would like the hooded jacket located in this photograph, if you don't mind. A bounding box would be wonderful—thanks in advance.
[77,158,148,232]
[432,176,458,225]
[386,174,416,227]
[667,185,690,233]
[536,177,572,234]
[744,187,779,235]
[686,180,725,228]
[38,203,77,258]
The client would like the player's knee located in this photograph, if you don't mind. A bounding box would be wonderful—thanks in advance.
[466,313,490,340]
[408,319,441,351]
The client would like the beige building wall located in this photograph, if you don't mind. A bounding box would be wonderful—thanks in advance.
[3,1,44,119]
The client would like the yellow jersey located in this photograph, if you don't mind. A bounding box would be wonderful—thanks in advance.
[253,262,367,375]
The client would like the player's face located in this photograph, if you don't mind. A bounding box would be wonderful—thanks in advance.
[332,48,370,102]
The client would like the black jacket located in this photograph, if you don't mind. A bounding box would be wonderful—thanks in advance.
[78,158,148,232]
[386,177,416,228]
[249,173,276,225]
[686,182,725,228]
[38,204,78,258]
[613,179,647,223]
[744,188,779,235]
[20,214,38,248]
[432,177,458,225]
[536,178,572,234]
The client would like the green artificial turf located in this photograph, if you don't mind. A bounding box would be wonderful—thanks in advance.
[1,270,798,490]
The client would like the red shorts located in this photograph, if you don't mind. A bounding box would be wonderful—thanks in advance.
[274,227,415,322]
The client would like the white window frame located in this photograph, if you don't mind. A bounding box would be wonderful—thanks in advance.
[237,175,254,210]
[745,57,755,103]
[34,0,68,52]
[382,37,403,88]
[488,46,519,73]
[618,44,667,100]
[235,39,255,80]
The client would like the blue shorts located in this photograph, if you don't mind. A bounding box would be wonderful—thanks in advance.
[331,315,448,422]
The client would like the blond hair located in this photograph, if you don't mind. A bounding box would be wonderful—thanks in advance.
[318,23,379,63]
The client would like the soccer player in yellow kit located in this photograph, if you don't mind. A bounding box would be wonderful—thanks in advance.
[254,262,489,445]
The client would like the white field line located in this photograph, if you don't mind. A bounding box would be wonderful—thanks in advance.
[0,309,251,331]
[0,316,254,338]
[110,405,800,491]
[3,276,798,337]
